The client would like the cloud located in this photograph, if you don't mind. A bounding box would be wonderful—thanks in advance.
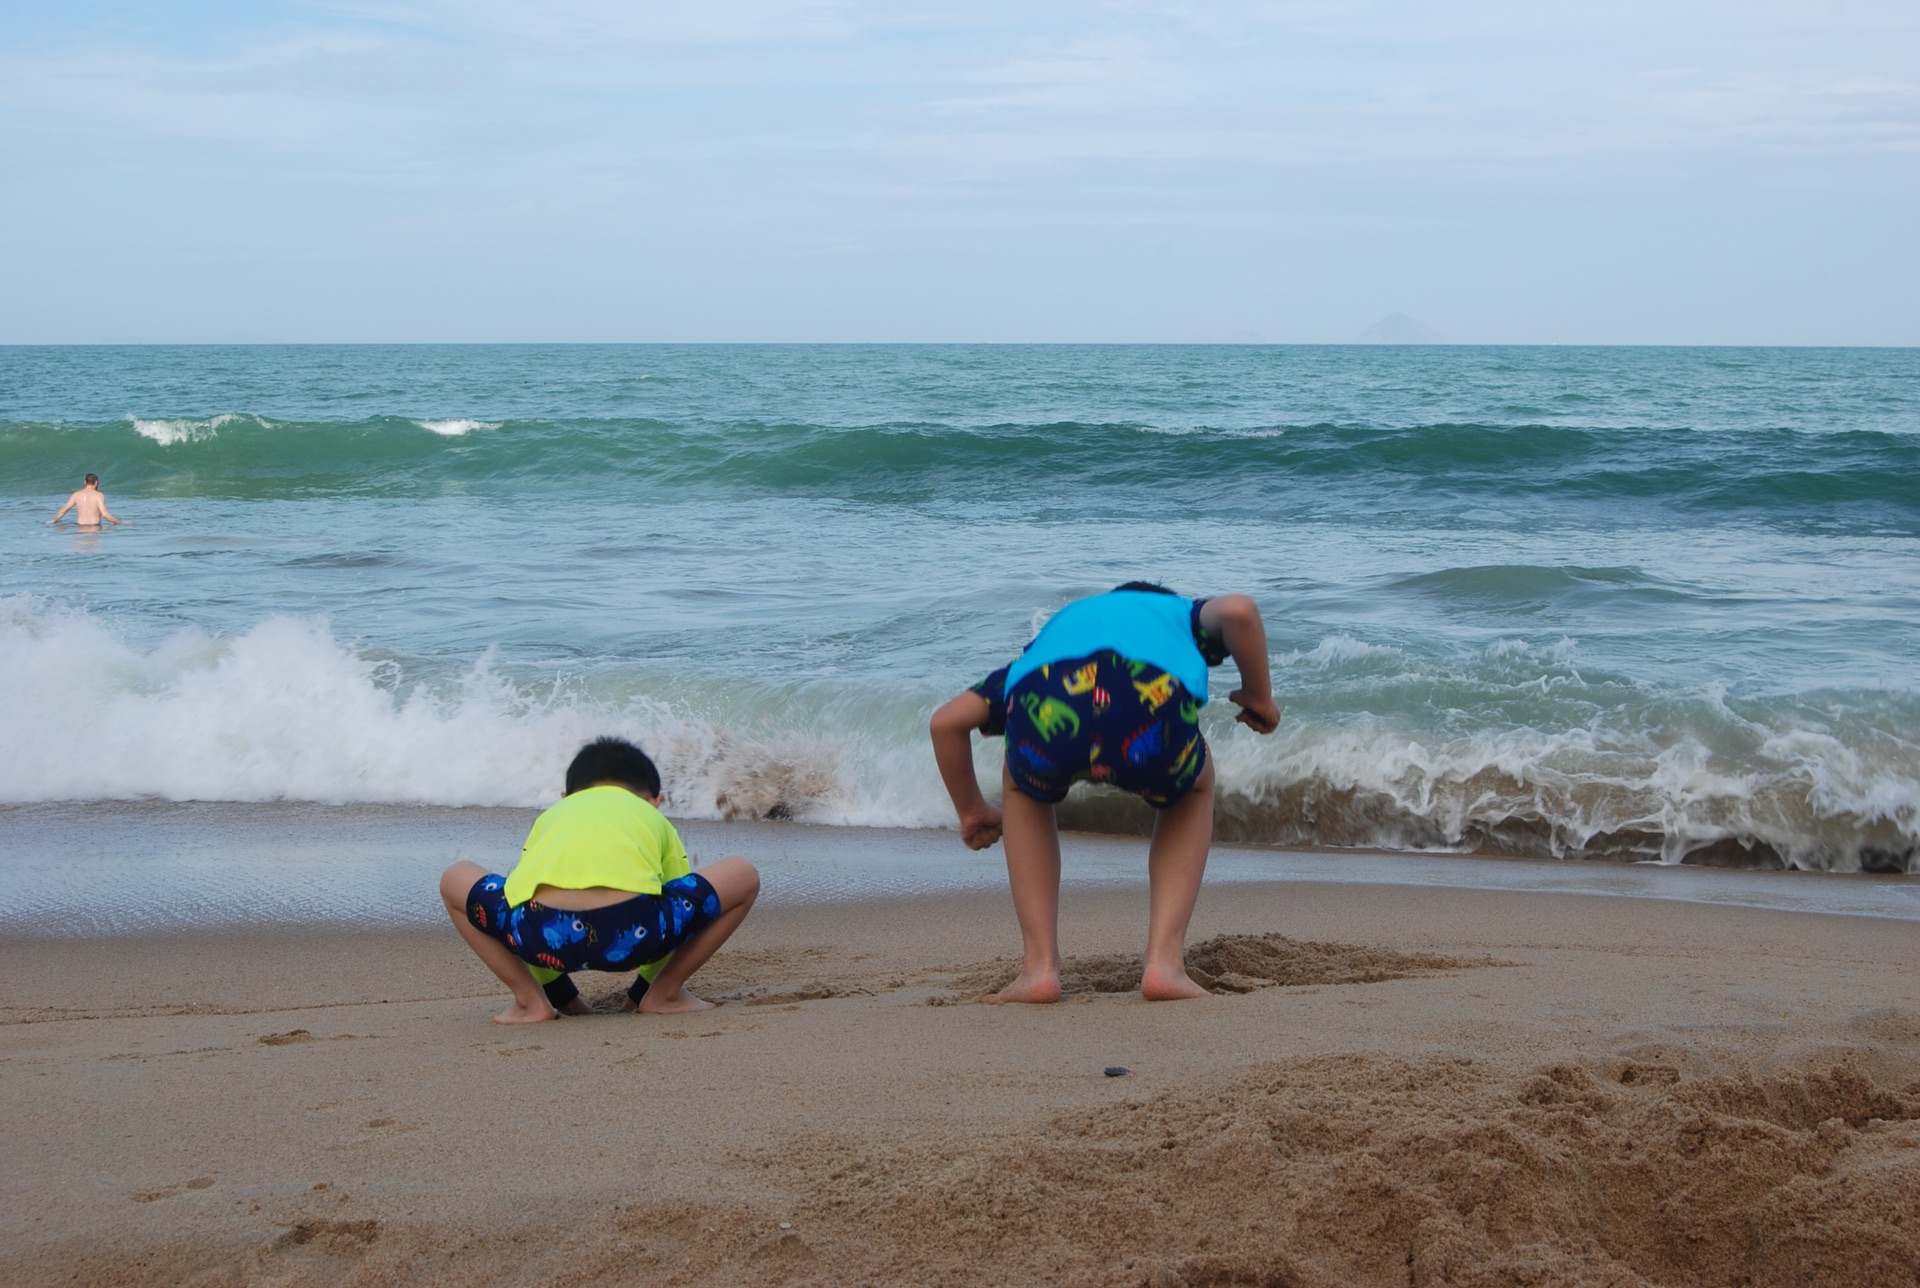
[4,0,1915,164]
[0,0,1914,342]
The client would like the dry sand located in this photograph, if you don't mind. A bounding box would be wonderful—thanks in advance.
[3,878,1917,1286]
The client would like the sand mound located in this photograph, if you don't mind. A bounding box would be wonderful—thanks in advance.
[942,932,1496,1000]
[745,1052,1920,1287]
[33,1053,1919,1288]
[1185,932,1492,992]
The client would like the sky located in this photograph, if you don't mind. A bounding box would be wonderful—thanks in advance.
[2,1,1915,344]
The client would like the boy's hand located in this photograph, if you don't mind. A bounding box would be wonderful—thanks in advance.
[1229,690,1281,734]
[960,804,1004,850]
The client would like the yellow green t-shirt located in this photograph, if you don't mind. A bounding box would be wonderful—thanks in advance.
[503,785,690,907]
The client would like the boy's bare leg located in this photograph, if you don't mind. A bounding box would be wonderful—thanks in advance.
[637,856,760,1015]
[1141,759,1215,1001]
[438,861,558,1024]
[986,765,1064,1004]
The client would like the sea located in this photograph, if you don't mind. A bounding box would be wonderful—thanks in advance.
[2,344,1917,930]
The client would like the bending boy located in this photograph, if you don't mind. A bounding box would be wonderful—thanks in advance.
[440,737,759,1024]
[929,583,1280,1003]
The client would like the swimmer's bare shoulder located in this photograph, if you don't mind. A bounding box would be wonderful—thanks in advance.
[51,481,123,527]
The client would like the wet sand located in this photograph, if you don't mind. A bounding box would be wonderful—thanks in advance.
[3,869,1917,1286]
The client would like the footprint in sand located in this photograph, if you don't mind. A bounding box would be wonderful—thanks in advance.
[342,1116,424,1146]
[273,1218,381,1250]
[932,933,1510,1002]
[130,1176,215,1202]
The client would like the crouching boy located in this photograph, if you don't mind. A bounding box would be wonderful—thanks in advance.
[440,737,759,1023]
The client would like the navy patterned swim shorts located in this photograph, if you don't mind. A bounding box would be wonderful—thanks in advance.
[1002,651,1208,809]
[465,872,722,977]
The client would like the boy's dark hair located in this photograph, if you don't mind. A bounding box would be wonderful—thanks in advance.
[564,737,662,798]
[1113,580,1176,595]
[84,473,99,486]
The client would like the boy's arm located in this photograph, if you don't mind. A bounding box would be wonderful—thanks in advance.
[49,494,75,524]
[1198,594,1281,733]
[929,691,1003,850]
[100,502,121,525]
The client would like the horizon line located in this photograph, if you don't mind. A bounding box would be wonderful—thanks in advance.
[4,340,1917,350]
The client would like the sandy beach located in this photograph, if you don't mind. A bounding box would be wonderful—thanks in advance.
[5,865,1917,1287]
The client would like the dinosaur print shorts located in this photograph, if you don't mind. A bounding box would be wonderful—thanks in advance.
[465,872,722,978]
[1002,651,1209,809]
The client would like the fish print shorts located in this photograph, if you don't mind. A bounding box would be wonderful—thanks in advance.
[1002,651,1208,808]
[465,873,722,979]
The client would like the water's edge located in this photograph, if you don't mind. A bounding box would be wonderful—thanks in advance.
[4,802,1912,939]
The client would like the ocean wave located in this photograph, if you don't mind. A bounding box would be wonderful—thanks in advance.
[416,418,500,436]
[1388,566,1700,614]
[1200,712,1920,871]
[128,412,263,446]
[0,598,1912,872]
[1284,634,1409,667]
[2,416,1916,519]
[0,597,953,827]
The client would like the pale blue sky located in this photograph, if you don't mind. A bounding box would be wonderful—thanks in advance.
[3,1,1915,343]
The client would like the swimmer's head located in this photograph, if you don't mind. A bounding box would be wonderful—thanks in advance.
[564,736,662,800]
[84,473,99,486]
[1113,580,1175,595]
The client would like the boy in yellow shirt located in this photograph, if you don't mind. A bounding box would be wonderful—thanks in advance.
[439,737,760,1024]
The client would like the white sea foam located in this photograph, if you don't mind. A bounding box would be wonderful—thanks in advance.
[416,418,500,437]
[128,412,256,445]
[1286,634,1404,667]
[1486,636,1558,659]
[1,599,1912,871]
[1203,706,1920,870]
[0,597,956,827]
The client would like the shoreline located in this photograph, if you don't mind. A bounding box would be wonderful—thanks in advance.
[3,801,1915,941]
[5,876,1918,1285]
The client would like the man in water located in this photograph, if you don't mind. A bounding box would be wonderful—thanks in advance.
[49,474,123,527]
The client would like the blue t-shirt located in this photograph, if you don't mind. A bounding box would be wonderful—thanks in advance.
[972,591,1227,734]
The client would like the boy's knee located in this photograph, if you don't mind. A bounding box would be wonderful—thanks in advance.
[734,856,761,900]
[439,860,483,906]
[715,855,759,907]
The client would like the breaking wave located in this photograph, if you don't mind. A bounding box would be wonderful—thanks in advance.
[2,598,1912,872]
[129,412,260,446]
[1,414,1915,525]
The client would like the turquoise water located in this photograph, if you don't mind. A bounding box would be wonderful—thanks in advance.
[3,344,1916,869]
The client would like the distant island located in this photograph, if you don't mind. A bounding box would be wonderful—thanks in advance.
[1354,312,1444,343]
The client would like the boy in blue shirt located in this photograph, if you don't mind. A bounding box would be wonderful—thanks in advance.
[930,583,1280,1003]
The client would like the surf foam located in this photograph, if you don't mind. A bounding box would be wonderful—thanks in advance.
[0,597,952,828]
[415,419,500,436]
[1,599,1912,872]
[127,412,259,446]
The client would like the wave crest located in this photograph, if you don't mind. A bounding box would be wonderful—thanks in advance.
[128,412,261,446]
[0,600,1911,872]
[1,417,1913,518]
[416,418,499,436]
[0,598,938,827]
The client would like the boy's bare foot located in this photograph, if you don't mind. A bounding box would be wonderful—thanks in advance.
[1139,965,1208,1001]
[982,970,1062,1004]
[558,998,592,1016]
[638,989,717,1014]
[493,999,558,1024]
